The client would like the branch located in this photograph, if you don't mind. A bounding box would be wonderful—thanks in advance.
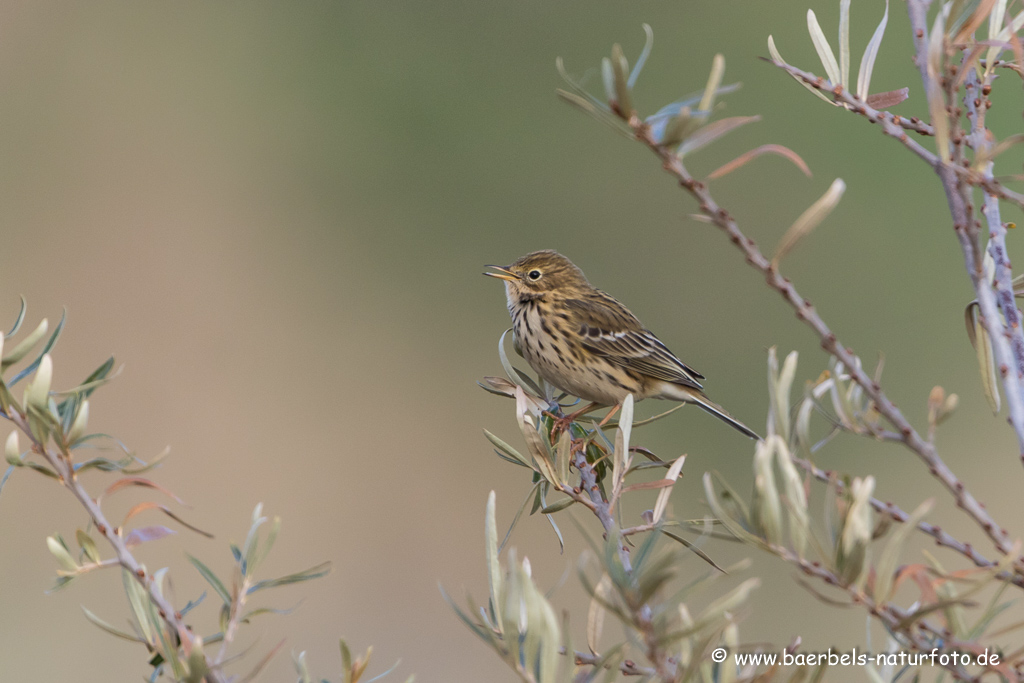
[768,59,1024,210]
[771,542,978,682]
[9,409,227,683]
[965,69,1024,456]
[566,440,674,680]
[899,3,1024,468]
[567,649,657,677]
[790,454,1024,588]
[629,124,1020,571]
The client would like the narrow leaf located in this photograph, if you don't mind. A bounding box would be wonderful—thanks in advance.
[857,0,890,99]
[47,535,78,572]
[6,298,26,337]
[708,144,811,180]
[677,116,761,157]
[975,313,1001,412]
[772,179,846,267]
[928,6,952,162]
[627,24,654,89]
[699,54,726,113]
[101,477,186,505]
[586,573,612,655]
[124,525,177,547]
[122,502,213,538]
[839,0,851,87]
[9,311,65,387]
[874,499,934,603]
[187,555,232,605]
[81,605,144,642]
[611,43,632,116]
[808,10,842,85]
[483,429,530,468]
[768,36,835,105]
[247,561,332,593]
[2,318,48,367]
[485,490,502,628]
[76,529,101,564]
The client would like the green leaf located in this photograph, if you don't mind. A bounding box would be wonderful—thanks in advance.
[9,310,65,387]
[839,0,851,87]
[81,605,144,642]
[2,317,48,368]
[187,555,232,605]
[500,481,541,552]
[498,329,543,397]
[768,36,835,105]
[627,24,653,89]
[26,354,53,410]
[122,568,156,646]
[807,9,841,85]
[539,497,575,514]
[294,651,312,683]
[242,503,267,575]
[483,429,530,468]
[77,529,101,564]
[698,54,725,113]
[341,639,353,683]
[47,535,78,573]
[857,0,889,99]
[254,515,281,575]
[5,431,20,465]
[677,116,761,158]
[874,499,934,603]
[610,43,632,116]
[485,491,503,628]
[772,179,846,268]
[247,561,332,594]
[6,297,26,337]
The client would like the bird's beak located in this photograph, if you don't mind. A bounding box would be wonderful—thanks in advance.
[483,265,519,281]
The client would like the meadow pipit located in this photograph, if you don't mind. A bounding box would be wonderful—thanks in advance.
[485,250,759,439]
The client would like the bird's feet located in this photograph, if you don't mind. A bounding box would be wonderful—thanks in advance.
[544,402,619,442]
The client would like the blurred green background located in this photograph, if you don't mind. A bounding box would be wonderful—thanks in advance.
[0,1,1020,681]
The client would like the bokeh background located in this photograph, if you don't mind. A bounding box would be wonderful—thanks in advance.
[0,1,1020,681]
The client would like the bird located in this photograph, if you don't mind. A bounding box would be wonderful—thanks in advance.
[484,250,759,439]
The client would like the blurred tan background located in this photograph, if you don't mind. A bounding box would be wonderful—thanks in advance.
[0,1,1020,681]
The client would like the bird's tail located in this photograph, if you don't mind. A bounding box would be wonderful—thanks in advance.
[660,384,761,440]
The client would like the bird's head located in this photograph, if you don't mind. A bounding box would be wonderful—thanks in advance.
[484,250,590,299]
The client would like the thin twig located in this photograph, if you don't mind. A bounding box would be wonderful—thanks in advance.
[631,123,1020,571]
[215,576,251,665]
[790,454,1024,588]
[9,412,227,683]
[768,59,1024,210]
[566,649,657,677]
[768,541,978,682]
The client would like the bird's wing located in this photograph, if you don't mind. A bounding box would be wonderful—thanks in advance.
[564,295,705,390]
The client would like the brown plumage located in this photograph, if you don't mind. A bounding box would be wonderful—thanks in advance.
[484,250,759,439]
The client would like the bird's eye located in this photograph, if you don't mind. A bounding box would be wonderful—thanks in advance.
[528,269,542,281]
